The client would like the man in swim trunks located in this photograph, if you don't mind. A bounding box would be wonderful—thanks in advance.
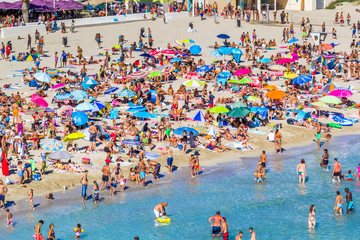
[89,122,97,152]
[218,217,229,240]
[334,191,343,215]
[138,159,146,187]
[0,180,8,209]
[208,211,223,236]
[11,102,19,125]
[332,158,341,182]
[79,170,88,202]
[154,202,168,218]
[345,188,354,214]
[320,149,329,169]
[165,119,171,141]
[147,160,161,180]
[162,146,173,174]
[260,150,268,169]
[100,162,111,190]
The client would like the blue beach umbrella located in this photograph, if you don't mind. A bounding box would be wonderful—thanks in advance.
[34,72,51,83]
[139,53,154,58]
[232,48,243,63]
[259,58,271,63]
[191,110,206,122]
[218,72,232,78]
[70,90,87,100]
[104,87,119,95]
[196,65,213,73]
[92,101,106,112]
[54,93,72,101]
[81,78,98,90]
[173,127,199,136]
[293,75,312,85]
[211,50,222,58]
[190,45,202,55]
[118,89,136,98]
[218,47,233,55]
[127,106,147,112]
[170,58,184,63]
[288,38,299,44]
[29,79,39,88]
[132,111,157,119]
[217,34,230,39]
[72,112,88,126]
[75,102,94,111]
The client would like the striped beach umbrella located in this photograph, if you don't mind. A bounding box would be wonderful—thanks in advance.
[57,105,73,115]
[46,68,61,76]
[173,39,184,48]
[127,72,149,79]
[23,54,39,61]
[26,107,46,115]
[193,126,207,134]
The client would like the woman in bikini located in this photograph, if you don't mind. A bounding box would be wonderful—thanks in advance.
[274,129,282,154]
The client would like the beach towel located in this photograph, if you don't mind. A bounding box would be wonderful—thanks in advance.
[145,152,161,160]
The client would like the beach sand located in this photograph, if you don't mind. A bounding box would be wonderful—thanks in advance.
[1,3,360,202]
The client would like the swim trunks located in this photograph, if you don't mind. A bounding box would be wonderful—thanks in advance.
[0,194,5,202]
[165,129,171,136]
[140,171,146,179]
[90,133,96,142]
[348,201,354,209]
[261,162,266,168]
[167,157,173,166]
[212,226,221,235]
[223,232,229,240]
[322,160,328,165]
[102,175,109,182]
[333,172,340,176]
[316,133,321,140]
[154,164,161,177]
[154,209,161,218]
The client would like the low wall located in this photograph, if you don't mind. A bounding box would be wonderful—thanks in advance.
[1,12,189,39]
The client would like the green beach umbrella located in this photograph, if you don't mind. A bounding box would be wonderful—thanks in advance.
[228,107,251,118]
[183,80,205,87]
[148,71,162,78]
[247,96,260,101]
[233,102,247,108]
[113,44,121,49]
[319,96,341,104]
[239,78,253,84]
[311,101,326,106]
[208,106,229,113]
[227,79,241,84]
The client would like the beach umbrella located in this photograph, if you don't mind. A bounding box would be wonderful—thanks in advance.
[52,84,65,89]
[196,65,213,73]
[310,70,321,76]
[239,78,253,84]
[207,127,216,138]
[293,75,312,85]
[29,79,39,88]
[122,139,141,145]
[321,43,333,51]
[259,58,271,63]
[72,112,88,126]
[228,107,251,118]
[26,107,46,115]
[139,53,154,58]
[283,73,299,79]
[233,102,247,108]
[54,93,73,102]
[170,58,184,63]
[173,127,199,136]
[319,96,342,104]
[227,79,241,84]
[23,54,39,61]
[31,94,48,108]
[276,58,295,64]
[209,106,229,113]
[148,50,160,56]
[183,80,205,87]
[191,110,206,122]
[70,90,88,100]
[63,132,86,142]
[118,89,136,98]
[190,45,202,55]
[211,50,222,58]
[218,47,233,55]
[34,72,51,83]
[217,34,230,39]
[174,48,188,56]
[104,87,119,95]
[92,101,106,112]
[328,89,353,98]
[127,72,149,79]
[184,72,200,80]
[148,71,162,78]
[46,69,61,76]
[288,38,299,44]
[132,111,157,119]
[173,39,185,48]
[193,126,207,134]
[48,150,73,160]
[311,102,327,106]
[75,102,95,111]
[232,48,242,63]
[269,65,286,71]
[161,49,176,55]
[81,78,98,90]
[57,105,73,115]
[127,106,147,112]
[247,96,260,101]
[234,69,251,76]
[266,90,287,99]
[289,53,299,61]
[264,85,278,90]
[182,39,195,43]
[40,139,63,151]
[218,72,232,78]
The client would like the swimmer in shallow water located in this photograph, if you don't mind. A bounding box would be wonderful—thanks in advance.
[296,159,306,183]
[334,191,343,215]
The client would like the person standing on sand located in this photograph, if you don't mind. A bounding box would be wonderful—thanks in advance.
[0,180,8,209]
[208,211,223,236]
[218,217,229,240]
[80,170,88,202]
[274,129,282,154]
[154,202,168,218]
[29,189,35,210]
[334,191,343,215]
[147,159,161,180]
[92,181,99,203]
[316,122,321,148]
[101,162,111,190]
[89,122,97,152]
[137,159,146,187]
[163,146,173,173]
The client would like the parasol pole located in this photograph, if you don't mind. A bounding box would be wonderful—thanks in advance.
[106,0,108,16]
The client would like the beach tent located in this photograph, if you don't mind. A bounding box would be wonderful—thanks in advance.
[296,111,311,121]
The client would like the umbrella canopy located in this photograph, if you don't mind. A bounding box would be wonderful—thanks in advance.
[139,53,154,58]
[311,101,327,106]
[31,94,48,108]
[170,58,184,63]
[54,93,73,101]
[227,79,241,84]
[276,58,295,64]
[319,95,342,104]
[34,72,51,83]
[23,54,39,61]
[75,102,95,111]
[288,38,299,44]
[266,90,287,99]
[182,39,195,43]
[217,34,230,39]
[259,58,271,63]
[148,71,162,78]
[283,74,299,79]
[193,126,207,134]
[173,127,199,135]
[52,83,65,89]
[328,89,353,98]
[63,132,86,142]
[183,79,205,87]
[118,89,136,98]
[46,68,61,76]
[191,110,206,122]
[247,96,260,101]
[81,78,98,89]
[57,105,73,115]
[72,112,89,126]
[173,39,185,48]
[26,107,46,115]
[40,139,63,151]
[161,49,176,55]
[127,72,149,79]
[184,72,201,80]
[293,75,312,85]
[104,87,119,95]
[92,101,106,112]
[209,106,229,113]
[239,78,253,84]
[29,79,39,88]
[190,45,202,55]
[127,106,147,112]
[234,69,251,76]
[70,90,87,100]
[321,43,333,51]
[132,111,157,119]
[48,150,73,160]
[211,50,222,58]
[269,65,286,71]
[232,102,247,108]
[218,72,232,78]
[196,65,213,73]
[264,85,278,90]
[218,47,233,55]
[148,50,160,56]
[228,107,251,118]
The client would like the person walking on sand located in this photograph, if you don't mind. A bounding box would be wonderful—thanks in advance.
[162,146,173,173]
[274,129,282,154]
[0,180,8,209]
[218,217,229,240]
[29,189,35,210]
[296,159,306,183]
[154,202,168,218]
[79,170,88,202]
[334,191,343,215]
[137,159,146,187]
[316,122,321,148]
[209,211,223,236]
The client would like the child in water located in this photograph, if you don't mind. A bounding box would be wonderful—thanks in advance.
[109,177,117,196]
[119,175,125,191]
[347,170,353,181]
[6,209,13,227]
[74,223,83,238]
[159,212,170,220]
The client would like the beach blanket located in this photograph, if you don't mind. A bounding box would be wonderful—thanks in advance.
[145,152,161,160]
[248,129,266,135]
[226,142,253,151]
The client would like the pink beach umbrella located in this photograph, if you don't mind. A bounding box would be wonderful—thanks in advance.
[161,50,176,55]
[31,94,49,108]
[328,89,353,98]
[234,68,251,76]
[276,58,295,64]
[184,72,200,80]
[290,53,299,61]
[52,83,65,89]
[148,50,160,56]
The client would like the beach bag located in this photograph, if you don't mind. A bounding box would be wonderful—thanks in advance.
[82,158,90,164]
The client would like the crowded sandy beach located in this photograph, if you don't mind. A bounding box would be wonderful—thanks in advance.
[1,1,360,239]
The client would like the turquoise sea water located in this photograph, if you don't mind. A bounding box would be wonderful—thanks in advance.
[1,135,360,240]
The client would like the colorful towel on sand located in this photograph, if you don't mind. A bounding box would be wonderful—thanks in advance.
[145,152,161,160]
